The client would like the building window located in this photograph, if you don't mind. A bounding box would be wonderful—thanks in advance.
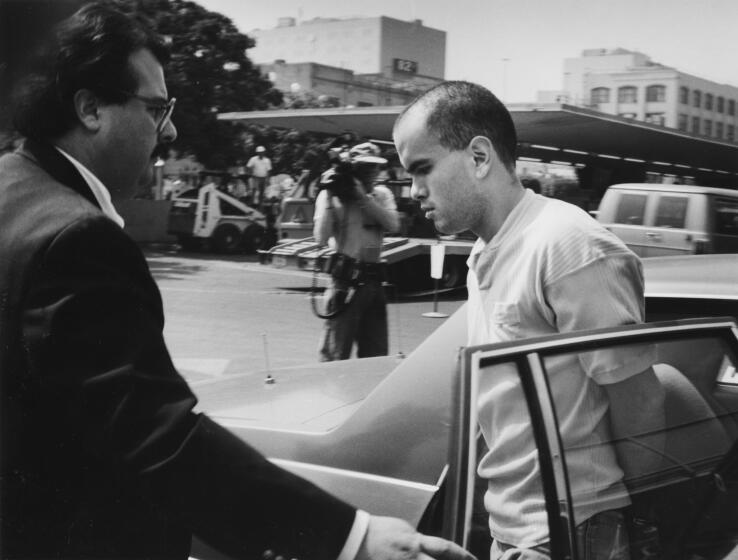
[729,100,736,116]
[706,93,714,111]
[678,114,688,131]
[619,112,637,119]
[618,86,637,103]
[716,122,724,139]
[693,89,702,107]
[645,112,665,126]
[704,119,713,136]
[646,84,666,102]
[692,116,700,134]
[728,125,735,142]
[679,86,689,104]
[717,96,725,113]
[590,87,610,103]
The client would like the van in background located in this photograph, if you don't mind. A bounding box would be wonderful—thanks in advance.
[596,183,738,256]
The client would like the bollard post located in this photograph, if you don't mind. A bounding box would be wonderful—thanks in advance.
[423,241,449,318]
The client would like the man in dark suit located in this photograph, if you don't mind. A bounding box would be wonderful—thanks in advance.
[0,3,475,560]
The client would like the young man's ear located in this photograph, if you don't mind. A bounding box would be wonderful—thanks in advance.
[73,89,102,131]
[469,135,494,178]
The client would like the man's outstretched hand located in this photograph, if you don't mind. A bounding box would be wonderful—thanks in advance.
[356,516,477,560]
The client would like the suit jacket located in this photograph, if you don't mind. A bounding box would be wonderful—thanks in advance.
[0,140,356,559]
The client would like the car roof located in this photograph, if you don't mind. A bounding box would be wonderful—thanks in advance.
[609,183,738,198]
[643,254,738,300]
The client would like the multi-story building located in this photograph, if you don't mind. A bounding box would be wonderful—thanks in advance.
[249,16,446,106]
[544,48,738,144]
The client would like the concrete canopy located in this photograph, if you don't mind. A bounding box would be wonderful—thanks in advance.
[219,103,738,183]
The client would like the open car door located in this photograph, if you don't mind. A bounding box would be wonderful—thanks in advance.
[446,317,738,560]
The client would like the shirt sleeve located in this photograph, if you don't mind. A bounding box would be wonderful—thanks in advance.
[336,510,370,560]
[545,253,656,384]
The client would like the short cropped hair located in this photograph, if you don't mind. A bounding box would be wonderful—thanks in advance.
[12,1,168,142]
[396,81,517,172]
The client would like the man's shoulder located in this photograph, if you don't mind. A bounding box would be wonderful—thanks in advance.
[0,153,121,252]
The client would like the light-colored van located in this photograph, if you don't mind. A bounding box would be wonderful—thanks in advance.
[596,183,738,256]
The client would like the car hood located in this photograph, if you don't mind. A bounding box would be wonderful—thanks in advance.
[192,355,401,432]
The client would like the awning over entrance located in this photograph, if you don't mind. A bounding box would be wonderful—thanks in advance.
[218,103,738,182]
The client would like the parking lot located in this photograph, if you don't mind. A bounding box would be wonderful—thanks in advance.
[146,246,466,385]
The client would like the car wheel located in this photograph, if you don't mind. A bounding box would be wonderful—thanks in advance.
[211,224,242,254]
[242,224,266,254]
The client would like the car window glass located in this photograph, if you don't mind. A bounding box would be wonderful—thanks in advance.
[540,333,738,560]
[715,198,738,237]
[654,195,688,228]
[614,193,647,225]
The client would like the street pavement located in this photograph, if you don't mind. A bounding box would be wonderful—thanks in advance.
[145,246,466,385]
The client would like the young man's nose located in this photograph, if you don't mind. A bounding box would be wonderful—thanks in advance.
[411,180,425,201]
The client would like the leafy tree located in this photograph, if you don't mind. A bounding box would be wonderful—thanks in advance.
[282,90,341,110]
[124,0,283,168]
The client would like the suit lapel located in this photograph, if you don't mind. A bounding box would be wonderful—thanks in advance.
[19,138,101,209]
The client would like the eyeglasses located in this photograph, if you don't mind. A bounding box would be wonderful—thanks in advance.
[102,87,176,134]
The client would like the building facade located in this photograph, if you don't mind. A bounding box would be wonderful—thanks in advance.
[548,48,737,144]
[249,16,446,106]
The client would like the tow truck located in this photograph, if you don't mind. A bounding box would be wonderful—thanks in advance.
[167,171,270,254]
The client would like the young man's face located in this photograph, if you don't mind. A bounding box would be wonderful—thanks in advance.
[393,106,483,235]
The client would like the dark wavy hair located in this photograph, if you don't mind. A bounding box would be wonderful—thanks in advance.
[12,1,169,142]
[395,80,518,172]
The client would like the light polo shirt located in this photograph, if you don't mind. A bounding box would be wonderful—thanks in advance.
[55,147,125,228]
[467,189,654,547]
[246,155,272,178]
[56,147,370,560]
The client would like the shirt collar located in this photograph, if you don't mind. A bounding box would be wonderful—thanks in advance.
[55,147,125,228]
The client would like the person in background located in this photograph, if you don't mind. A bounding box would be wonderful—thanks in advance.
[393,80,664,560]
[247,144,272,206]
[314,142,400,361]
[0,4,476,560]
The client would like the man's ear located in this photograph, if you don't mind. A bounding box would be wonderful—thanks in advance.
[468,135,494,178]
[72,89,102,131]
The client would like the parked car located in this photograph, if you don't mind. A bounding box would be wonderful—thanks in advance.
[191,254,738,560]
[596,183,738,257]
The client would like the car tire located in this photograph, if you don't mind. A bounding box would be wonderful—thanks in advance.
[242,224,266,254]
[211,224,242,254]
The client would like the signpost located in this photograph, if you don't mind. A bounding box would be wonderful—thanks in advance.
[423,242,449,318]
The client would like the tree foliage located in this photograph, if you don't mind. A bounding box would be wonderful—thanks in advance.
[124,0,283,168]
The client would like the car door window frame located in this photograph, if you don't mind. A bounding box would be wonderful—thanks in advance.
[446,317,738,560]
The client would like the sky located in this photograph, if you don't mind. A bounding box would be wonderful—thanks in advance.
[195,0,738,103]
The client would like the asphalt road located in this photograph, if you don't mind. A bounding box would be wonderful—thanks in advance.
[145,246,466,384]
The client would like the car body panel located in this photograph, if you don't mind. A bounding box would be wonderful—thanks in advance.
[191,254,738,559]
[598,184,738,256]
